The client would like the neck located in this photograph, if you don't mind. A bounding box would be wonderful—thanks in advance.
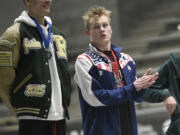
[35,17,45,26]
[28,12,45,26]
[93,42,111,51]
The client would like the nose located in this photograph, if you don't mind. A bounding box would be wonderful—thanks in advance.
[100,25,105,31]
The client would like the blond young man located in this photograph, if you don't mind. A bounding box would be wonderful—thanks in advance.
[74,6,158,135]
[0,0,71,135]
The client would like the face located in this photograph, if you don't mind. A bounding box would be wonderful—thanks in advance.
[25,0,52,17]
[86,15,112,50]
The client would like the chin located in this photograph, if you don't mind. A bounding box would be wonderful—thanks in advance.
[43,8,51,13]
[43,11,50,15]
[102,39,110,42]
[46,9,51,13]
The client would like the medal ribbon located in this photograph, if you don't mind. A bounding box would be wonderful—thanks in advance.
[100,49,120,78]
[110,49,121,78]
[100,49,124,86]
[31,16,52,49]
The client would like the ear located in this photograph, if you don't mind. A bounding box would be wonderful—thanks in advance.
[110,25,112,34]
[85,29,90,36]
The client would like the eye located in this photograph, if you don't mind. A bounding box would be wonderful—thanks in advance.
[94,25,100,30]
[103,23,108,28]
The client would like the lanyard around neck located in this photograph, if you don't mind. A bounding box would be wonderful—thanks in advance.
[99,49,124,86]
[30,16,52,49]
[100,49,120,77]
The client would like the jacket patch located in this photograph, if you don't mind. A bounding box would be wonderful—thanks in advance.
[24,84,46,97]
[23,38,41,54]
[53,35,67,59]
[127,65,132,71]
[98,70,103,76]
[0,39,16,48]
[0,51,13,66]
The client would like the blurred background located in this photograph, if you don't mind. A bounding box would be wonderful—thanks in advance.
[1,0,180,134]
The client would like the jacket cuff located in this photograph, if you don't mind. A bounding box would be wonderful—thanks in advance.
[161,89,172,101]
[124,83,137,99]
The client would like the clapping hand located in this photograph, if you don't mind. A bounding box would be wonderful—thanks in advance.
[134,68,159,91]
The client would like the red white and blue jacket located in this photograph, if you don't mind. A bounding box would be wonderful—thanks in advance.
[74,44,145,135]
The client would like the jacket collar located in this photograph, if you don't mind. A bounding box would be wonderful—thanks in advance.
[14,10,52,28]
[89,43,122,57]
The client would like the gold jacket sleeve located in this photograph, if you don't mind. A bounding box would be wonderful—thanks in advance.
[0,23,21,114]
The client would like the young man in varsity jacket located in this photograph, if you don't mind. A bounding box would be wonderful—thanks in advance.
[0,0,71,135]
[74,6,158,135]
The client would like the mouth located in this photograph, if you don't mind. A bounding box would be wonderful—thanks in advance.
[101,34,106,38]
[42,4,50,9]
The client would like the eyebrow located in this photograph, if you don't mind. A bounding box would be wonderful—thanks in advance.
[93,22,109,25]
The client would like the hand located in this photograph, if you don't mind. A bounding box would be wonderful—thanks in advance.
[134,68,159,91]
[164,96,177,116]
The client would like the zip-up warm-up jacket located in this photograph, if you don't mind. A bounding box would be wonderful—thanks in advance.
[0,11,71,119]
[74,44,145,135]
[145,53,180,135]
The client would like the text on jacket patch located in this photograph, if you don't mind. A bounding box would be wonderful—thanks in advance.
[23,38,41,54]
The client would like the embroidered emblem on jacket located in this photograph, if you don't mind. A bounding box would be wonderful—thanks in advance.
[127,65,132,71]
[0,39,15,66]
[99,70,103,76]
[24,84,46,97]
[23,38,41,54]
[53,35,67,59]
[0,51,13,66]
[0,39,16,48]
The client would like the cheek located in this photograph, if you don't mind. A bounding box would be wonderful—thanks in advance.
[108,28,112,34]
[90,31,97,37]
[107,30,112,36]
[92,33,99,39]
[110,30,112,34]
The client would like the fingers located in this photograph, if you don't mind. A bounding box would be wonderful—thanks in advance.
[133,78,143,91]
[151,72,159,81]
[164,96,177,116]
[134,75,154,91]
[142,71,159,88]
[144,68,152,76]
[143,80,155,88]
[146,72,159,86]
[167,103,176,116]
[134,69,159,91]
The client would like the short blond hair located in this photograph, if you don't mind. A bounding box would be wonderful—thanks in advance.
[82,6,112,30]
